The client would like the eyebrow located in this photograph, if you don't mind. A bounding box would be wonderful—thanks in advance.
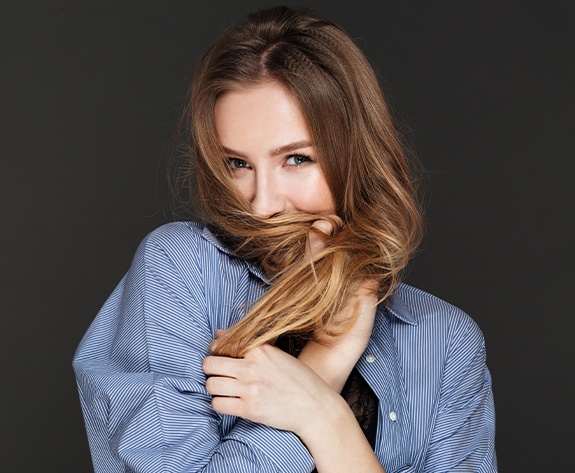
[222,140,313,158]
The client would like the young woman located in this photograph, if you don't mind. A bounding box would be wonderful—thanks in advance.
[74,6,497,472]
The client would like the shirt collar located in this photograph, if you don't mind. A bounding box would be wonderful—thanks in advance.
[200,225,271,284]
[384,288,418,326]
[200,224,417,324]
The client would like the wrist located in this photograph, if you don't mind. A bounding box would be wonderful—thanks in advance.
[298,340,359,392]
[297,393,386,473]
[296,388,351,443]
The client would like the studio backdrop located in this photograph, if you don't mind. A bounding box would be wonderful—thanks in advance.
[1,1,573,471]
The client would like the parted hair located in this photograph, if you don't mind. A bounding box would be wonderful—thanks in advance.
[175,6,423,357]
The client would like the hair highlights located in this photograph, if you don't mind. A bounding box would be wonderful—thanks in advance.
[175,6,423,357]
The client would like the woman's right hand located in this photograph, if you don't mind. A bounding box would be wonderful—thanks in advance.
[298,280,378,392]
[300,218,379,392]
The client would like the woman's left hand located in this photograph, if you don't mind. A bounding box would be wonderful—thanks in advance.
[203,342,338,437]
[203,340,385,472]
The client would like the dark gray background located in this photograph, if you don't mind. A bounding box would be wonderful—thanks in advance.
[2,1,573,471]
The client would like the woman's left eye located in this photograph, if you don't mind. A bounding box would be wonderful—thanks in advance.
[285,154,312,166]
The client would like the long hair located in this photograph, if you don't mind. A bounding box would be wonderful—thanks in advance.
[174,6,423,357]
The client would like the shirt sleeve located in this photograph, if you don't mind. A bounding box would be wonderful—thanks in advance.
[73,224,315,473]
[423,309,497,473]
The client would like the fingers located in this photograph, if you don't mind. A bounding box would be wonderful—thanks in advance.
[205,375,247,417]
[209,329,229,353]
[211,395,244,417]
[203,344,335,430]
[202,355,241,377]
[310,218,335,236]
[305,215,343,261]
[205,374,239,397]
[203,355,244,414]
[203,350,262,418]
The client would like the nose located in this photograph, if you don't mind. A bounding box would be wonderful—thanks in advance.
[250,175,285,218]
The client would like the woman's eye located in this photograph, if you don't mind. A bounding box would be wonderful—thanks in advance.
[286,154,312,166]
[228,158,250,170]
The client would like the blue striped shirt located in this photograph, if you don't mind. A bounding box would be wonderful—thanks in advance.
[73,221,497,472]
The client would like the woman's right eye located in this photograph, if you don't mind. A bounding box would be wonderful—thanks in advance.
[228,158,250,170]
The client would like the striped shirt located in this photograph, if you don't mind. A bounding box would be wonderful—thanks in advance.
[73,221,497,472]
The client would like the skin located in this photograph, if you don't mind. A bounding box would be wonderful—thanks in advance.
[203,81,385,472]
[213,80,335,218]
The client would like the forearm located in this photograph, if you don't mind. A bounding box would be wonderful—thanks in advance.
[297,340,361,392]
[298,391,385,473]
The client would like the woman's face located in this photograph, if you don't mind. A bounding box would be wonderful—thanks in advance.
[214,81,335,218]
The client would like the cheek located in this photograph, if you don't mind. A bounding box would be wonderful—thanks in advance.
[231,173,255,201]
[317,180,336,212]
[291,174,335,213]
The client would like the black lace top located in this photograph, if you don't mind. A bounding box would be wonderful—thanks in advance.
[275,334,378,469]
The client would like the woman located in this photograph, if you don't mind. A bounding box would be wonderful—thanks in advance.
[74,6,497,472]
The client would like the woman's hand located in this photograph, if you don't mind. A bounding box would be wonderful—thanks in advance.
[299,280,378,392]
[203,342,339,437]
[301,217,379,392]
[201,218,386,472]
[306,217,378,352]
[203,339,385,472]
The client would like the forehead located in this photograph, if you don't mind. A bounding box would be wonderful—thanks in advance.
[214,81,311,150]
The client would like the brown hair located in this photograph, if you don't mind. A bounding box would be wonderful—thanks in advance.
[175,6,423,357]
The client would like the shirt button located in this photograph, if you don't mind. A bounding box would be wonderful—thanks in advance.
[389,411,398,422]
[365,354,376,363]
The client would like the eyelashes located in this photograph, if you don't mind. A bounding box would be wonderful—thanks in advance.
[285,154,313,166]
[228,157,251,170]
[227,154,315,171]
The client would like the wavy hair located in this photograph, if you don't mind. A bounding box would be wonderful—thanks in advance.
[174,6,423,357]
